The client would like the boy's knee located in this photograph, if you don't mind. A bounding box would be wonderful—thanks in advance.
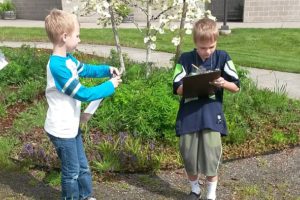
[62,164,80,179]
[71,174,79,181]
[80,166,91,174]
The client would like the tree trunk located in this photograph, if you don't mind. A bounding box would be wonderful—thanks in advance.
[146,0,152,77]
[108,3,126,74]
[174,0,188,66]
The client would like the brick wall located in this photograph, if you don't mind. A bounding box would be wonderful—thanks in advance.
[244,0,300,22]
[12,0,62,20]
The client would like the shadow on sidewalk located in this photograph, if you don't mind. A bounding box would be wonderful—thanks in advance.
[0,169,60,199]
[119,173,187,200]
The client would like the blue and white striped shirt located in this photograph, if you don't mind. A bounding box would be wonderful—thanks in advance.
[44,53,114,138]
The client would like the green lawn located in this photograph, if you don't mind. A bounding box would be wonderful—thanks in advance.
[1,27,300,73]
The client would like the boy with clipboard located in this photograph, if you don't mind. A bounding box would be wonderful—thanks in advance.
[173,18,240,200]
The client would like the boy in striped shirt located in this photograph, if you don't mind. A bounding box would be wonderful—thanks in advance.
[44,9,121,200]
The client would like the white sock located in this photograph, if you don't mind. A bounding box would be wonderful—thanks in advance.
[207,181,217,200]
[189,179,201,195]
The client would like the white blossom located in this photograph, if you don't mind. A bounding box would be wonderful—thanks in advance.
[103,1,110,9]
[184,23,193,30]
[150,43,156,50]
[70,0,215,62]
[185,29,192,35]
[150,36,157,42]
[144,37,150,44]
[170,24,178,32]
[159,16,169,24]
[73,5,79,12]
[150,25,159,30]
[172,37,181,46]
[158,28,165,34]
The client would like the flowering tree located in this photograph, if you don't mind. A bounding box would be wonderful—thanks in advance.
[70,0,129,73]
[68,0,215,75]
[173,0,215,65]
[116,0,215,75]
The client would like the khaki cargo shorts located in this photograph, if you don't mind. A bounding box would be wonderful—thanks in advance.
[179,129,222,176]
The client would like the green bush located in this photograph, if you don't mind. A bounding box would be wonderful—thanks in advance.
[0,0,15,12]
[18,80,45,102]
[115,3,131,18]
[0,46,47,85]
[89,64,179,144]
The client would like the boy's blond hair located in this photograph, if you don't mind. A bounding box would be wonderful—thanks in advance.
[45,9,78,44]
[193,18,219,43]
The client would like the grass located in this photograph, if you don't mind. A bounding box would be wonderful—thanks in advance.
[44,170,61,187]
[1,27,300,73]
[0,137,18,170]
[232,182,299,200]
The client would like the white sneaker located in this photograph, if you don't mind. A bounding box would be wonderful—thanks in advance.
[85,197,96,200]
[207,197,216,200]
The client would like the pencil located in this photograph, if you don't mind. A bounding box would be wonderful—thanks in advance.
[191,64,199,70]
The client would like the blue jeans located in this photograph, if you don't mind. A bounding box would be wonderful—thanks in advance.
[47,129,93,200]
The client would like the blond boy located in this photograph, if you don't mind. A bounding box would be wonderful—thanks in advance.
[44,9,121,200]
[173,18,240,200]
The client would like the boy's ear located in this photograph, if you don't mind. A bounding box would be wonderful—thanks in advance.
[62,33,68,42]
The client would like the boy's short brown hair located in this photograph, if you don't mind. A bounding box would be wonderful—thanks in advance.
[193,18,219,43]
[45,9,78,44]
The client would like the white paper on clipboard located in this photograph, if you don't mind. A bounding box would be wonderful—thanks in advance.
[83,99,103,114]
[0,52,8,71]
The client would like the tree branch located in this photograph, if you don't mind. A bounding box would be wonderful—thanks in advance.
[132,20,144,33]
[152,6,174,21]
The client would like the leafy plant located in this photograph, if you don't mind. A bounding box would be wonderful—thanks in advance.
[271,130,287,144]
[0,46,47,85]
[12,101,47,135]
[0,0,15,12]
[44,170,61,187]
[17,80,45,102]
[92,133,164,173]
[93,136,121,173]
[90,64,178,144]
[0,103,7,118]
[115,4,131,18]
[0,137,17,169]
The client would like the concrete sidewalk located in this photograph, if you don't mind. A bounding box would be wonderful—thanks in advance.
[0,41,173,67]
[1,41,300,100]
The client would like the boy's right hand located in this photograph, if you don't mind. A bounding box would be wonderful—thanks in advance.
[110,75,122,88]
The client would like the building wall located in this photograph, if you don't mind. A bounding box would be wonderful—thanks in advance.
[244,0,300,22]
[209,0,244,22]
[12,0,62,20]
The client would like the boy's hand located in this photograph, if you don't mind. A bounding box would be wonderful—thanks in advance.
[80,113,92,123]
[110,67,120,77]
[210,77,225,88]
[110,75,122,88]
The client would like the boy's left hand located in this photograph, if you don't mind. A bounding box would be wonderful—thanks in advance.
[110,67,120,77]
[210,77,226,88]
[80,113,92,123]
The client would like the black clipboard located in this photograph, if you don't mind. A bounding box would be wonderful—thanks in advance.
[183,71,221,98]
